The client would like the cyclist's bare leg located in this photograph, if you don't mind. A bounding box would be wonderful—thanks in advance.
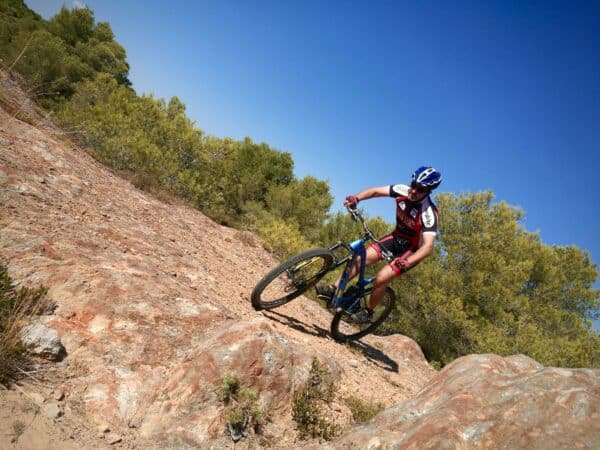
[366,264,397,309]
[333,245,380,288]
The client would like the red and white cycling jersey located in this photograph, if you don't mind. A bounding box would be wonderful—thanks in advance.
[389,184,439,251]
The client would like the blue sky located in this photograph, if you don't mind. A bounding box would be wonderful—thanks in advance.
[27,1,599,324]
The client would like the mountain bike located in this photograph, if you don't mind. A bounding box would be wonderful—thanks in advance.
[251,207,396,342]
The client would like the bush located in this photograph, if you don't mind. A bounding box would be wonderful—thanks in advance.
[344,395,385,423]
[219,372,264,442]
[0,263,49,385]
[292,357,338,441]
[257,216,312,259]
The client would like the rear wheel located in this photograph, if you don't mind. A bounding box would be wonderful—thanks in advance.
[330,287,396,342]
[251,248,334,310]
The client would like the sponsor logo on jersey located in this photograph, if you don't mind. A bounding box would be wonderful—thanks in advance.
[410,208,418,219]
[422,207,435,228]
[392,184,410,197]
[399,201,406,211]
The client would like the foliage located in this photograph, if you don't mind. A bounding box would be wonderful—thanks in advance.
[266,176,332,242]
[292,357,338,441]
[256,215,312,259]
[219,372,264,441]
[0,263,49,385]
[54,73,323,242]
[0,2,129,108]
[344,395,385,423]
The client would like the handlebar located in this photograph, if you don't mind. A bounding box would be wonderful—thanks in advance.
[346,206,394,262]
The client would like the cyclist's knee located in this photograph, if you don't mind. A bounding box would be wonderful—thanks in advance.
[365,246,380,264]
[375,265,396,285]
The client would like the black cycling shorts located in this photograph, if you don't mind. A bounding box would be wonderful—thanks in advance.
[371,233,414,260]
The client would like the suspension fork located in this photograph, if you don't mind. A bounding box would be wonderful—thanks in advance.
[331,239,370,307]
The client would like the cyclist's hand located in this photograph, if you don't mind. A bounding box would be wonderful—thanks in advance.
[393,257,410,273]
[344,195,359,208]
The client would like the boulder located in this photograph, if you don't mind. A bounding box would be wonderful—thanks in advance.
[21,323,66,361]
[300,354,600,449]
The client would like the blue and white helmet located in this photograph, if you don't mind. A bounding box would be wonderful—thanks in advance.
[411,166,442,191]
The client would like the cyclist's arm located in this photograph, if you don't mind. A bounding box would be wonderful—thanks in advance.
[354,186,390,202]
[405,232,436,266]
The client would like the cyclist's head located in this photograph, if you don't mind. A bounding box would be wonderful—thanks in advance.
[411,166,442,193]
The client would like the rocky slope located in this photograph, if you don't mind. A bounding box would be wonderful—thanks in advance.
[1,68,599,449]
[301,354,599,449]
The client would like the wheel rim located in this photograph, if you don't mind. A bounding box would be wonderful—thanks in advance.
[258,255,331,306]
[333,291,393,339]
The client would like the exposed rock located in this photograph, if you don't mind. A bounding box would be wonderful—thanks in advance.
[96,425,109,438]
[26,391,45,406]
[42,400,63,419]
[300,354,600,449]
[53,385,67,401]
[105,433,122,445]
[21,323,67,361]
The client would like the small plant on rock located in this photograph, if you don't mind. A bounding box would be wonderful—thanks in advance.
[219,372,264,442]
[292,357,338,441]
[344,395,385,423]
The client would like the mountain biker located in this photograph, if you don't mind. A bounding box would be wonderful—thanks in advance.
[316,166,442,324]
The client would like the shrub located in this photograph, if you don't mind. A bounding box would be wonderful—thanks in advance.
[219,372,264,442]
[257,215,312,259]
[292,357,338,441]
[344,395,385,423]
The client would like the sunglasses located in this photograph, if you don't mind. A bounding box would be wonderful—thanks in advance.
[410,182,430,194]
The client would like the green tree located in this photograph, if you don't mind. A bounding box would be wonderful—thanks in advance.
[46,6,95,46]
[0,0,43,53]
[266,176,332,242]
[388,191,600,368]
[214,137,294,225]
[0,1,130,108]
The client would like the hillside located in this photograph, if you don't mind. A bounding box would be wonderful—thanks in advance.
[1,68,599,449]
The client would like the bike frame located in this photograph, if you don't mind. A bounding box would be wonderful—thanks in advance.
[331,238,374,313]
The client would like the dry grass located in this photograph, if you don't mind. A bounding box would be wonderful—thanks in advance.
[0,263,50,386]
[116,169,190,207]
[0,88,38,126]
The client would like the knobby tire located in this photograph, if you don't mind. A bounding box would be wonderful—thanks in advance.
[330,287,396,342]
[251,248,334,310]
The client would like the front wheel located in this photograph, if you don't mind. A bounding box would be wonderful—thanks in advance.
[330,287,396,342]
[251,248,334,310]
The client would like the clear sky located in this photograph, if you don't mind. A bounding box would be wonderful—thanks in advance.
[26,1,600,324]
